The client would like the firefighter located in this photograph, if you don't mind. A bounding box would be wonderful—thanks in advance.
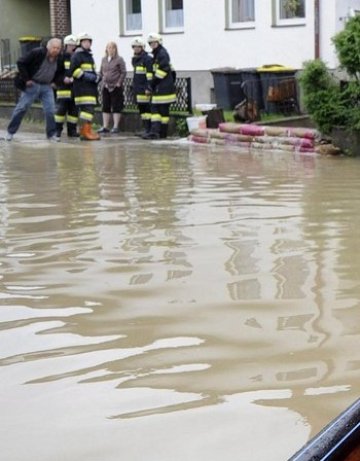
[142,33,176,140]
[131,37,153,137]
[70,32,101,141]
[55,34,79,139]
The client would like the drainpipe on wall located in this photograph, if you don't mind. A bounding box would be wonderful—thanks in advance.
[314,0,320,58]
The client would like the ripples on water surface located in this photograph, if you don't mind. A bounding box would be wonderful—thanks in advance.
[1,138,360,460]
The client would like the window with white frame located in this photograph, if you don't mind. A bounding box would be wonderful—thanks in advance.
[121,0,142,34]
[226,0,255,29]
[274,0,306,25]
[160,0,184,32]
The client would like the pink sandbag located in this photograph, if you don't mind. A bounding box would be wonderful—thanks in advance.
[287,127,320,139]
[298,146,316,153]
[297,138,314,148]
[190,128,211,138]
[239,124,265,136]
[219,123,265,136]
[211,131,253,142]
[218,122,241,133]
[189,135,210,144]
[274,136,314,148]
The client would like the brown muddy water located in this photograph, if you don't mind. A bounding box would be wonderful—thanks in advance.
[0,134,360,461]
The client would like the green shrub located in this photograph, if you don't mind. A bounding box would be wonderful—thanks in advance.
[332,16,360,80]
[299,60,346,134]
[299,16,360,135]
[175,117,189,137]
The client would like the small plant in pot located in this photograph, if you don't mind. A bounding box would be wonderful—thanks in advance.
[299,15,360,156]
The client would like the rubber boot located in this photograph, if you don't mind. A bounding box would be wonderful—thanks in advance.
[143,119,151,134]
[160,124,168,139]
[79,123,86,139]
[55,122,63,138]
[80,122,100,141]
[135,119,151,138]
[142,121,160,139]
[67,122,79,138]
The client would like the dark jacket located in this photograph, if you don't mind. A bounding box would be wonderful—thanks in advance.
[70,47,98,106]
[132,50,153,100]
[150,44,176,104]
[15,46,64,90]
[56,50,74,100]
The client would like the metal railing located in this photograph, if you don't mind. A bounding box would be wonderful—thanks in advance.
[107,76,192,113]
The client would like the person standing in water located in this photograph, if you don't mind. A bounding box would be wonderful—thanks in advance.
[54,34,79,139]
[97,41,127,134]
[131,36,153,137]
[70,32,101,141]
[5,38,63,141]
[142,33,176,140]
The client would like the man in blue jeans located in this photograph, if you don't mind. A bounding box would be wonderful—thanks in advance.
[6,38,63,142]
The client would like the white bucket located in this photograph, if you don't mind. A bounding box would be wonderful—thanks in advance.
[186,115,207,132]
[195,103,217,112]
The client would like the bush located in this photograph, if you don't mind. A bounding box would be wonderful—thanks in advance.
[332,16,360,80]
[299,16,360,135]
[299,60,347,134]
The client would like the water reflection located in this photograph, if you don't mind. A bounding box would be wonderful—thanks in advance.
[1,137,360,460]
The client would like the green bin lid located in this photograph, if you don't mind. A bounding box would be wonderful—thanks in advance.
[19,36,42,42]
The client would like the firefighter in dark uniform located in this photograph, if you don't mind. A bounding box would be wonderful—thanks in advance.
[55,34,78,139]
[70,32,101,141]
[142,33,176,140]
[131,36,153,137]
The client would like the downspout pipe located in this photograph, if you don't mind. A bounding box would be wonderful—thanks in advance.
[314,0,320,58]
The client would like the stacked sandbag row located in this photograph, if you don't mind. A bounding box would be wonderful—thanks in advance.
[189,123,340,155]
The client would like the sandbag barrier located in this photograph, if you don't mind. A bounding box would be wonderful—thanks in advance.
[188,123,340,155]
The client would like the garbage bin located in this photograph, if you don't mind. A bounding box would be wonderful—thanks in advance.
[19,36,42,57]
[211,68,245,110]
[237,67,264,111]
[257,64,298,114]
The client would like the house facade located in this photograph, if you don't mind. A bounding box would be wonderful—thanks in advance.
[68,0,360,105]
[1,1,360,105]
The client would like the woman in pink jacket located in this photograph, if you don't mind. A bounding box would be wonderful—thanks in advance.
[98,42,126,134]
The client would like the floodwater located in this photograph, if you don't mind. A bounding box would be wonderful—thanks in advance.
[0,133,360,461]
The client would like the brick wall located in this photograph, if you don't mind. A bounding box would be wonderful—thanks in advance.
[49,0,70,38]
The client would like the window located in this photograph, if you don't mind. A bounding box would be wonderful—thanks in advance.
[226,0,255,29]
[160,0,184,32]
[280,0,305,19]
[120,0,142,35]
[273,0,306,26]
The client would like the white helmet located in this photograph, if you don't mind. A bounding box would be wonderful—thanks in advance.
[131,37,145,48]
[64,34,77,46]
[76,32,93,45]
[147,32,162,44]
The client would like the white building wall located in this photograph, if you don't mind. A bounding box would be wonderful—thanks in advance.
[69,0,119,70]
[320,0,360,68]
[69,0,360,104]
[70,0,317,71]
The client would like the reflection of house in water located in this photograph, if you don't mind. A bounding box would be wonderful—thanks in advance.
[95,146,194,288]
[74,146,360,406]
[219,155,360,396]
[0,167,9,243]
